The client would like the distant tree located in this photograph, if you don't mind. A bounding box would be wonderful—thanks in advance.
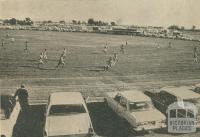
[10,18,17,25]
[72,20,77,24]
[168,25,180,30]
[97,21,102,26]
[3,19,10,24]
[59,20,65,24]
[88,18,95,25]
[192,25,196,30]
[180,26,185,30]
[87,18,108,26]
[111,21,116,26]
[17,20,26,25]
[42,21,48,24]
[82,21,86,25]
[47,20,52,23]
[25,17,33,25]
[77,21,81,25]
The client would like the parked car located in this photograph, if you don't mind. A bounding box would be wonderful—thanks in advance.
[104,90,166,131]
[194,83,200,93]
[145,86,200,127]
[0,94,21,137]
[44,92,95,137]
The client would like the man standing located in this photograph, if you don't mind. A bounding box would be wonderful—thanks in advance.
[61,48,67,58]
[104,56,113,71]
[120,44,125,54]
[14,84,29,114]
[43,49,48,62]
[56,56,65,68]
[14,84,29,137]
[103,46,108,54]
[1,39,5,50]
[125,41,128,46]
[24,40,28,53]
[194,46,198,63]
[38,52,44,68]
[113,53,118,62]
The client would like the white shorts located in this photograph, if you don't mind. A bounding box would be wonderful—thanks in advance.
[39,59,44,64]
[43,55,47,59]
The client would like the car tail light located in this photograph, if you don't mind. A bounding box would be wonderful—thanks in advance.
[88,124,94,137]
[43,130,47,137]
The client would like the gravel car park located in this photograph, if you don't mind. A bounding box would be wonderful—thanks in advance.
[44,92,95,137]
[103,90,166,132]
[0,94,20,137]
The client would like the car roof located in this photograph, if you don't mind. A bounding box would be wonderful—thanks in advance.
[120,90,151,102]
[161,86,200,100]
[50,92,85,105]
[195,83,200,87]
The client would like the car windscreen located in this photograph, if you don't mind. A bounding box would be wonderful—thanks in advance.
[49,104,86,115]
[129,101,152,112]
[184,98,200,113]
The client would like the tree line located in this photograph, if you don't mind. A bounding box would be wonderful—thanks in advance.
[168,25,197,31]
[2,17,198,30]
[3,17,33,25]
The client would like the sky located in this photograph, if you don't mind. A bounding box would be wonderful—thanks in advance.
[0,0,200,28]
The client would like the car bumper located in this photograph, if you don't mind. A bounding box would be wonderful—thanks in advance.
[133,123,166,131]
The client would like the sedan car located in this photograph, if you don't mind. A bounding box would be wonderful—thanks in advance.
[44,92,95,137]
[0,94,20,137]
[145,86,200,128]
[104,90,166,131]
[194,83,200,93]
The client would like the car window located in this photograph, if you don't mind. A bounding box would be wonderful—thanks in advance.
[49,104,86,116]
[177,109,186,118]
[170,109,176,118]
[187,109,194,118]
[129,101,152,112]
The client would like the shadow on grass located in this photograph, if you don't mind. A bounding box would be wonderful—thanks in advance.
[73,65,105,72]
[91,51,102,54]
[18,65,56,70]
[26,59,37,62]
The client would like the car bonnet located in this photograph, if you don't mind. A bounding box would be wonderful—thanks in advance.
[131,109,166,123]
[46,113,91,136]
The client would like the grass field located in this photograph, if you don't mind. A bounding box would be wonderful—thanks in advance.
[1,29,200,82]
[1,29,200,100]
[1,30,200,137]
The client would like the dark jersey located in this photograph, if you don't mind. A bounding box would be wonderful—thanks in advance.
[14,88,28,101]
